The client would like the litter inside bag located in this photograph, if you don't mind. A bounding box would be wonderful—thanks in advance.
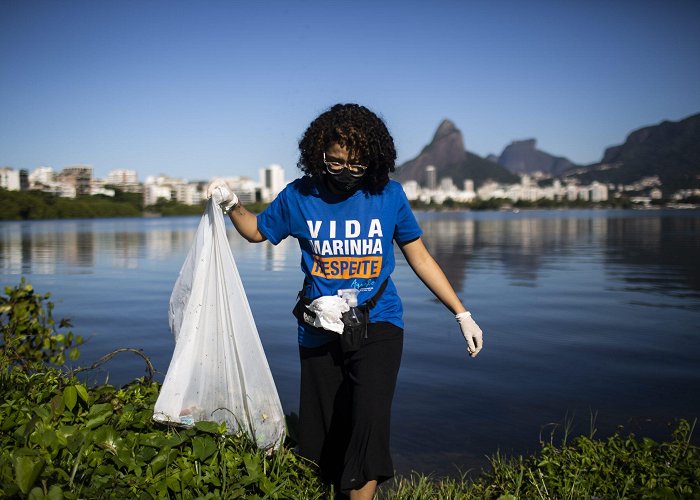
[153,199,285,450]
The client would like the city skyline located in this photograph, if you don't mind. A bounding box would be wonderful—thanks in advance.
[2,1,699,181]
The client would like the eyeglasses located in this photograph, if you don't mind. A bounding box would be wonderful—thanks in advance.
[323,152,368,178]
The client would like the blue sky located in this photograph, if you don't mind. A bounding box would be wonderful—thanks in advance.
[2,0,699,181]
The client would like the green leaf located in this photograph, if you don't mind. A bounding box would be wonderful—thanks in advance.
[84,411,111,430]
[14,456,45,494]
[141,434,184,448]
[136,446,158,463]
[47,485,64,500]
[149,448,175,475]
[192,435,217,462]
[194,420,220,434]
[50,394,65,417]
[84,403,113,430]
[93,425,120,454]
[63,386,77,411]
[75,384,88,403]
[166,471,182,492]
[243,453,262,483]
[28,487,45,500]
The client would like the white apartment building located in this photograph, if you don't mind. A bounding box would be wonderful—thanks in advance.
[105,169,141,194]
[477,181,505,200]
[566,183,580,201]
[403,174,609,205]
[106,169,138,185]
[223,176,258,204]
[0,167,20,191]
[143,184,174,206]
[49,183,77,198]
[589,181,609,202]
[424,166,437,190]
[89,180,115,197]
[59,165,93,196]
[26,166,78,197]
[438,177,454,193]
[143,175,184,206]
[173,183,203,206]
[259,164,286,202]
[28,166,55,187]
[401,180,420,200]
[142,175,209,206]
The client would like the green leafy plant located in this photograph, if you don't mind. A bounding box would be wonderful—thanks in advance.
[0,281,327,498]
[0,368,327,498]
[0,279,83,371]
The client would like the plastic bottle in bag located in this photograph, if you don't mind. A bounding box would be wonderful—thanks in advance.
[339,288,362,328]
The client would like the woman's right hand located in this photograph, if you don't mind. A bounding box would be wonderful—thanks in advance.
[206,179,239,212]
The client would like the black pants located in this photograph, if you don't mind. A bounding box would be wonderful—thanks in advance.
[297,322,403,494]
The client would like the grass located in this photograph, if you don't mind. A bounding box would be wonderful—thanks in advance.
[381,418,700,499]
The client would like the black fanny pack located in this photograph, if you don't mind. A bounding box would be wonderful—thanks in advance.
[292,280,389,353]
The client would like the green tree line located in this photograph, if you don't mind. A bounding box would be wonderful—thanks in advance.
[0,188,205,220]
[0,189,273,221]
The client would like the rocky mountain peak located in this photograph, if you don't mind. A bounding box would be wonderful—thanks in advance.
[433,119,460,142]
[393,119,518,188]
[510,138,537,149]
[497,138,574,176]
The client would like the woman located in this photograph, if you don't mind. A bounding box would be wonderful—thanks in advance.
[207,103,483,499]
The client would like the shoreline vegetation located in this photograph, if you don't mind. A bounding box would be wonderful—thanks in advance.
[2,284,699,498]
[2,187,698,221]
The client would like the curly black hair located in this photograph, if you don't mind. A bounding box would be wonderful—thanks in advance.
[297,103,397,194]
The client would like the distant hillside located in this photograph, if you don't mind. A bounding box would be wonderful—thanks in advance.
[564,112,700,192]
[496,139,576,176]
[393,120,519,188]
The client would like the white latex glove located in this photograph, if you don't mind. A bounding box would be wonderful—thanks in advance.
[206,179,238,213]
[456,311,483,358]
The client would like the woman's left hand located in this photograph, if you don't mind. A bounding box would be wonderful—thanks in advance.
[456,312,483,358]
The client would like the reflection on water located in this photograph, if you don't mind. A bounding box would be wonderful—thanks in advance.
[1,210,699,476]
[417,210,700,299]
[4,212,698,296]
[394,210,700,474]
[0,219,306,277]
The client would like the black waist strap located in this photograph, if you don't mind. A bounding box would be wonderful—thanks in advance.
[298,278,389,310]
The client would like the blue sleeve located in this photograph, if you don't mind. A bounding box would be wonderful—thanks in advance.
[257,188,291,245]
[393,183,423,244]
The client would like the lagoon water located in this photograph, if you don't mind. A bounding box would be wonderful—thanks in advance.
[1,209,699,476]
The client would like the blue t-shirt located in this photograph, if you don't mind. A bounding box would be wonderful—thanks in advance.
[257,177,423,347]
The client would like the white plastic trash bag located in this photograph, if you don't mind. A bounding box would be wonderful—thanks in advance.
[153,199,285,451]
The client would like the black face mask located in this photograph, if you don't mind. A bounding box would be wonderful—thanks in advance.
[326,170,364,193]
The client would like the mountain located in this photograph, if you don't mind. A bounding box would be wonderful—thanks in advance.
[496,139,576,176]
[393,120,519,188]
[564,112,700,192]
[394,112,700,193]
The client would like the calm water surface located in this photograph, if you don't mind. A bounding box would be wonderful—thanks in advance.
[1,209,699,476]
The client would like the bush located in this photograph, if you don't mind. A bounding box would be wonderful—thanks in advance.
[0,279,83,371]
[0,367,327,498]
[0,189,141,220]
